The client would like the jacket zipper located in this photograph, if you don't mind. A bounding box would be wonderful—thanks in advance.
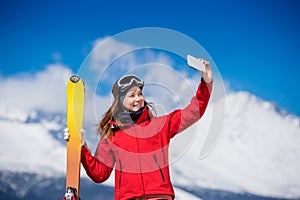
[118,159,123,189]
[153,155,165,182]
[135,128,146,195]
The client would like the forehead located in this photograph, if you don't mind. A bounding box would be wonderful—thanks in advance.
[126,86,142,94]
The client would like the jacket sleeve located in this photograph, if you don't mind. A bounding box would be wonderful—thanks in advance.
[167,78,212,138]
[81,139,115,183]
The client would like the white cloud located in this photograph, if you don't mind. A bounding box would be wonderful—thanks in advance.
[0,64,72,114]
[0,119,66,176]
[89,37,136,71]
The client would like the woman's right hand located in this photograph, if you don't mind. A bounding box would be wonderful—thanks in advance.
[199,58,213,84]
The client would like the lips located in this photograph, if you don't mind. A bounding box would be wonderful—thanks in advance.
[134,103,142,108]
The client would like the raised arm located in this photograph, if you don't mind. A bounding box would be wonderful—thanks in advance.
[167,58,213,138]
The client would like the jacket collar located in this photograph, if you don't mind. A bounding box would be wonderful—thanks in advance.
[108,107,152,128]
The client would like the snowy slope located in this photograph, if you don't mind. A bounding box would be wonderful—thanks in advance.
[0,72,299,198]
[171,91,300,199]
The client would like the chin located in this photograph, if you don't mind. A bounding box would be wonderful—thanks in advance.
[132,108,140,112]
[132,106,143,112]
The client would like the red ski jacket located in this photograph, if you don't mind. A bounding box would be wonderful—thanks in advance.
[81,79,212,200]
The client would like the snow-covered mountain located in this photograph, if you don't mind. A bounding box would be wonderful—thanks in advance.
[170,91,300,199]
[0,88,299,199]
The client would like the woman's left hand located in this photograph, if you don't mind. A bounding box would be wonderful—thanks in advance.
[199,58,213,83]
[64,127,86,146]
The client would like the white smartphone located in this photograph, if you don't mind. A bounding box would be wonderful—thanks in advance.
[187,55,206,73]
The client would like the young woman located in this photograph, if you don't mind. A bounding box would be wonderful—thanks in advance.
[80,59,213,200]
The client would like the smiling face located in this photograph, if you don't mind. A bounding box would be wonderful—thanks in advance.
[122,86,145,112]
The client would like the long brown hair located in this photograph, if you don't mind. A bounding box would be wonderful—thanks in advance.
[97,81,122,138]
[97,96,122,138]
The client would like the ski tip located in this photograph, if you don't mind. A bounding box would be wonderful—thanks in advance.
[70,75,81,83]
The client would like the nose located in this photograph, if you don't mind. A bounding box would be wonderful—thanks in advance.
[135,95,141,101]
[134,94,143,102]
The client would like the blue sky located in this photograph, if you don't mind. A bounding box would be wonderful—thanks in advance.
[1,0,300,116]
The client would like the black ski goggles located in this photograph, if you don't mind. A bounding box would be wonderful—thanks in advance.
[117,74,144,93]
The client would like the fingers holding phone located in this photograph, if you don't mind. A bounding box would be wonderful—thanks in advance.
[187,55,213,83]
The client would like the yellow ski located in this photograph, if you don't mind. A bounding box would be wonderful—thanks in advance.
[64,75,85,200]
